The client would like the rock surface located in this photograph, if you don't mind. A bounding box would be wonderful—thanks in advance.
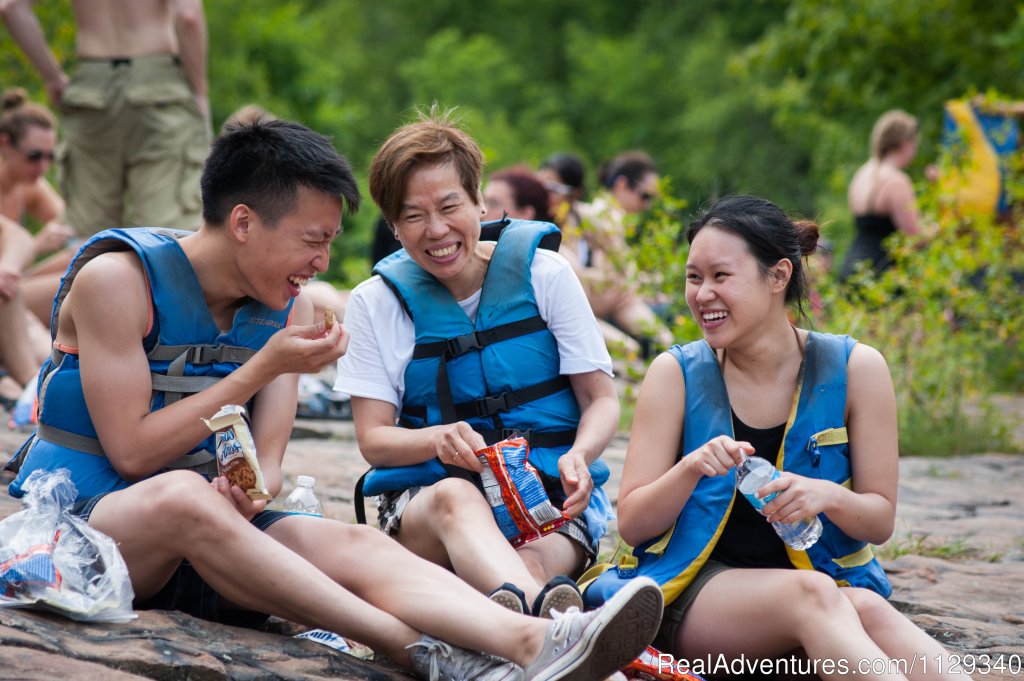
[1,415,1022,680]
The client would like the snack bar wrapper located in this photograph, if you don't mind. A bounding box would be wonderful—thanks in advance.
[476,437,569,548]
[201,405,272,501]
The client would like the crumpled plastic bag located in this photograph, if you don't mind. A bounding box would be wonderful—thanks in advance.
[0,468,135,622]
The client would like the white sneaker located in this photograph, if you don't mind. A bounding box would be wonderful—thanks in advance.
[407,635,524,681]
[523,577,663,681]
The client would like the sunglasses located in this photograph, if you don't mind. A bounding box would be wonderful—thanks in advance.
[21,148,56,162]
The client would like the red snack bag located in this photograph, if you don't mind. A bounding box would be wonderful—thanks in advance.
[622,646,706,681]
[476,437,569,548]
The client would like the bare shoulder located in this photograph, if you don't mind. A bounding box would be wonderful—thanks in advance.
[877,168,915,202]
[63,251,150,338]
[641,350,685,399]
[847,342,895,399]
[72,251,148,296]
[848,341,890,374]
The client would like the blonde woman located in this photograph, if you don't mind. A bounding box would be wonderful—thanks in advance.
[840,110,924,280]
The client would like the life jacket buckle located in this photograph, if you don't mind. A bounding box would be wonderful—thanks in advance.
[475,392,511,417]
[188,345,220,364]
[446,332,483,356]
[616,554,639,578]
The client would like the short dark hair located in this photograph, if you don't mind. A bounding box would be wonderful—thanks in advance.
[201,116,360,227]
[369,107,483,226]
[598,150,657,189]
[540,152,585,192]
[688,195,820,320]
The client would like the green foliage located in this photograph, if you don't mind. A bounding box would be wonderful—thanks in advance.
[742,0,1024,249]
[605,150,1022,456]
[3,1,1021,456]
[814,149,1023,455]
[877,532,1003,562]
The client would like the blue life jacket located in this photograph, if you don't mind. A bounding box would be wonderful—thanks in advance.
[6,228,293,500]
[359,219,612,544]
[583,332,892,607]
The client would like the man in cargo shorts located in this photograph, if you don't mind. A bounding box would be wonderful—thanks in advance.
[1,0,211,234]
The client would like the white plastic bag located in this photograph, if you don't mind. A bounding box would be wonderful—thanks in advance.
[0,468,135,622]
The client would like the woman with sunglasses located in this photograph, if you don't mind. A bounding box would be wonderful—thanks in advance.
[567,150,672,359]
[0,88,71,404]
[0,88,75,262]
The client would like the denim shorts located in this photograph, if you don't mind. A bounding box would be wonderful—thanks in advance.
[71,493,293,628]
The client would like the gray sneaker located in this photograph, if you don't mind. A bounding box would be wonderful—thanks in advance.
[407,635,524,681]
[523,577,663,681]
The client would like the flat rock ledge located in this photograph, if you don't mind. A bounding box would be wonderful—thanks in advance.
[1,415,1021,679]
[0,608,412,680]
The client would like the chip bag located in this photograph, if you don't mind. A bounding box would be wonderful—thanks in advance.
[0,468,135,622]
[202,404,272,501]
[476,436,569,548]
[622,646,706,681]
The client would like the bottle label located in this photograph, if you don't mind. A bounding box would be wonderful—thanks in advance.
[739,468,780,511]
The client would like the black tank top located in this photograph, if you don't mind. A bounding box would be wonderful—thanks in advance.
[838,213,897,280]
[708,412,792,569]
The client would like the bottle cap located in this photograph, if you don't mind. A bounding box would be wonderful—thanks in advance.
[297,475,316,487]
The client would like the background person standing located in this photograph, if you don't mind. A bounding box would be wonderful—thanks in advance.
[1,0,211,234]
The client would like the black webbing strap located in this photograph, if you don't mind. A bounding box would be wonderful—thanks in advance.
[401,375,572,423]
[433,317,550,425]
[354,470,368,524]
[477,428,578,448]
[457,375,571,420]
[412,316,548,360]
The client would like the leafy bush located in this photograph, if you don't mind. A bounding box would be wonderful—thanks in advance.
[608,157,1022,456]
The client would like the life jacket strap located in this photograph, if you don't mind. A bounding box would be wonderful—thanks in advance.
[150,343,254,406]
[147,343,257,365]
[411,315,548,359]
[403,375,573,422]
[475,428,578,449]
[36,423,105,456]
[33,421,216,473]
[150,373,221,394]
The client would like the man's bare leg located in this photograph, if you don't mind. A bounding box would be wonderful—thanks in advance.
[87,471,547,667]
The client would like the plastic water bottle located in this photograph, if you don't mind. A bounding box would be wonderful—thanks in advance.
[735,455,822,550]
[282,475,323,516]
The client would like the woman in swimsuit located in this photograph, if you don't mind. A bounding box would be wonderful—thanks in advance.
[839,110,924,281]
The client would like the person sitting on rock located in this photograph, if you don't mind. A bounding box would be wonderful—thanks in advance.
[584,195,968,679]
[4,114,661,681]
[336,110,620,620]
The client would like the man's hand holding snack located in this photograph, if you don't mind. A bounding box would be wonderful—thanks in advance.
[258,320,347,377]
[211,475,266,521]
[558,449,593,518]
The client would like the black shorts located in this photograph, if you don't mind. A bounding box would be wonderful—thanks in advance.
[71,493,293,628]
[653,559,736,651]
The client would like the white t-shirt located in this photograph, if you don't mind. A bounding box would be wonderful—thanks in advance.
[335,248,613,409]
